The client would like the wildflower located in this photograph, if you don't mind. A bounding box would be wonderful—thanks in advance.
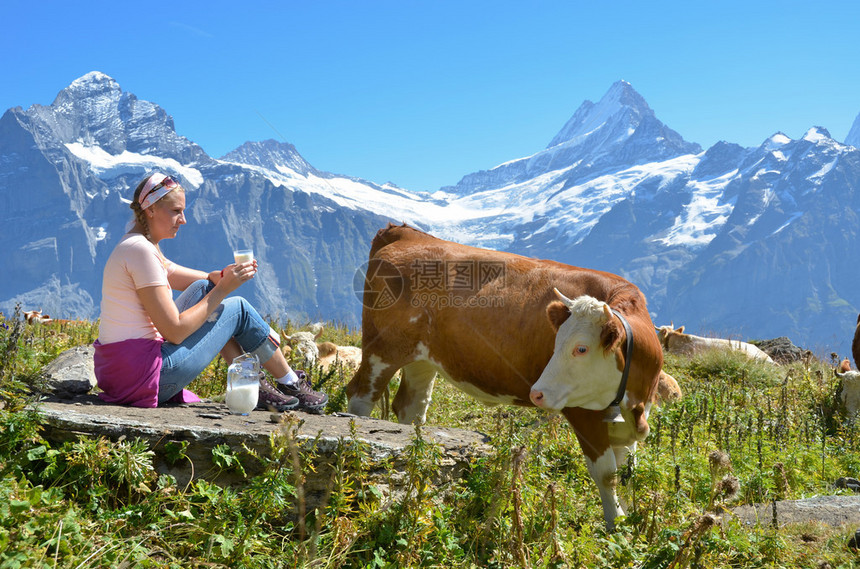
[715,474,740,502]
[708,450,732,479]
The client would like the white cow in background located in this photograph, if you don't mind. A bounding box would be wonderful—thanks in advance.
[835,359,860,419]
[656,325,775,364]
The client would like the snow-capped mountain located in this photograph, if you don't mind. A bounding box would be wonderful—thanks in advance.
[222,139,318,177]
[845,112,860,148]
[546,125,860,353]
[2,72,860,358]
[439,80,701,198]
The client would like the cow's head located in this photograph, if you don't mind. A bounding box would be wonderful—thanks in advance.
[655,324,685,350]
[530,290,626,412]
[283,327,323,368]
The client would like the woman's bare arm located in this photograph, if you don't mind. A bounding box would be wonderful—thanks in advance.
[138,263,254,344]
[168,263,222,292]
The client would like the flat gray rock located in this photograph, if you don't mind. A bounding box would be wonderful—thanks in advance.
[33,346,492,506]
[40,345,97,397]
[33,393,491,510]
[731,495,860,527]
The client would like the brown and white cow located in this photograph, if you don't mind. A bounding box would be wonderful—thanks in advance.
[317,342,363,371]
[346,223,663,530]
[655,370,683,405]
[23,309,53,325]
[282,324,363,371]
[835,358,860,419]
[655,324,775,364]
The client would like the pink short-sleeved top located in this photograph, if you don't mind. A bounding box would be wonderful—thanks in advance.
[94,232,199,407]
[98,233,175,344]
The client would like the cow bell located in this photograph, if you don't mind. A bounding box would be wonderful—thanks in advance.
[603,404,625,423]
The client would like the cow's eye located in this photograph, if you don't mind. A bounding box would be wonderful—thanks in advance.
[573,345,589,356]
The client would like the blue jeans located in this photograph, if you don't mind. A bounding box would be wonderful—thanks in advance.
[158,279,279,403]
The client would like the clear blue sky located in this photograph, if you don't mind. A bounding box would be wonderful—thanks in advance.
[4,1,859,192]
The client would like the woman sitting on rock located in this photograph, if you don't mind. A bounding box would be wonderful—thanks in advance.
[93,172,327,413]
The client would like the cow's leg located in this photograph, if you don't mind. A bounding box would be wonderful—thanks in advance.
[563,408,623,531]
[608,420,640,468]
[607,418,640,519]
[392,360,438,425]
[346,355,400,417]
[612,442,636,470]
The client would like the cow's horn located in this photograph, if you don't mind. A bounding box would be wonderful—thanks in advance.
[602,303,613,322]
[553,288,577,309]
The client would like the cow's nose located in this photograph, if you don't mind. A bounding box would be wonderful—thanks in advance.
[529,389,545,407]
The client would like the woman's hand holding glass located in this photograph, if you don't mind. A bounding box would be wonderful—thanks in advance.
[219,258,257,293]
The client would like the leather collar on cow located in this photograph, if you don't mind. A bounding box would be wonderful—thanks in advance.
[604,308,633,423]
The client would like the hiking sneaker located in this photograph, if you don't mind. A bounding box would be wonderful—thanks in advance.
[276,371,328,414]
[257,376,299,411]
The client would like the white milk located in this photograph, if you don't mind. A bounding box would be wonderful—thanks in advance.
[226,382,259,415]
[234,250,254,264]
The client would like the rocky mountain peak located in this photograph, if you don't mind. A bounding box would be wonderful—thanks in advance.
[442,80,700,197]
[57,71,122,102]
[546,80,654,149]
[32,72,208,163]
[762,132,793,150]
[221,139,316,177]
[802,126,832,144]
[846,113,860,148]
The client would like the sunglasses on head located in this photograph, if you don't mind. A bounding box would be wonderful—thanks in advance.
[142,175,180,202]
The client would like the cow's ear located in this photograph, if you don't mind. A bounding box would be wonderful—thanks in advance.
[677,325,685,334]
[546,301,570,332]
[599,318,624,355]
[630,402,649,436]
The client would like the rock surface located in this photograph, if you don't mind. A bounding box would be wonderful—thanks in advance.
[754,337,809,365]
[40,344,97,398]
[730,496,860,528]
[35,393,490,511]
[32,346,491,511]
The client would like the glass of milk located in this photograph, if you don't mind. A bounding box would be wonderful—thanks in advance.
[233,249,254,264]
[225,354,259,415]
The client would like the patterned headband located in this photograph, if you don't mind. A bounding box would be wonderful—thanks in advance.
[139,173,181,209]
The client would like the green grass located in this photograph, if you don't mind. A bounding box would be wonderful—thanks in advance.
[1,306,859,568]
